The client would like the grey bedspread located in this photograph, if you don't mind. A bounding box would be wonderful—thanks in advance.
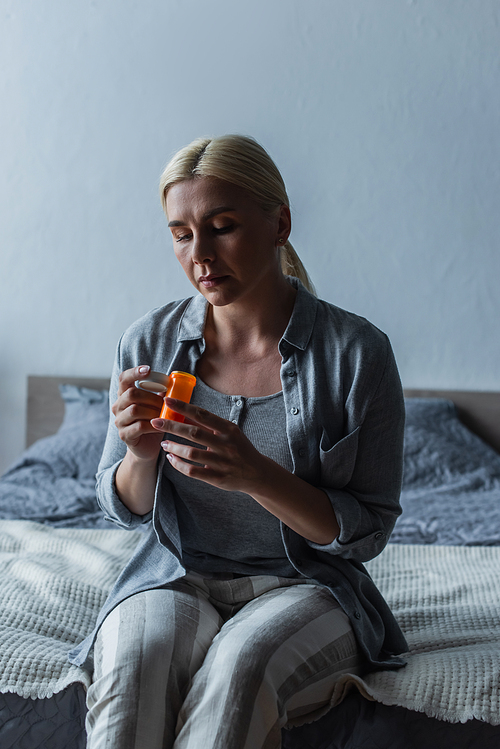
[0,386,110,528]
[393,398,500,545]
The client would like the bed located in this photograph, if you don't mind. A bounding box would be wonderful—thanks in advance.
[1,377,500,748]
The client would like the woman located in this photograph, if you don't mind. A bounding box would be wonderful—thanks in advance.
[70,134,407,749]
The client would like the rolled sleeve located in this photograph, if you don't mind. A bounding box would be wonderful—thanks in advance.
[96,461,153,529]
[307,513,390,560]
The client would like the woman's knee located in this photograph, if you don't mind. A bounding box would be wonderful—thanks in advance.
[93,587,222,684]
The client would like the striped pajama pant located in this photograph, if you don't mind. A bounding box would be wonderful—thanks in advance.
[86,572,363,749]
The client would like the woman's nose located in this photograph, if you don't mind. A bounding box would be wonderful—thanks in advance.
[192,235,215,265]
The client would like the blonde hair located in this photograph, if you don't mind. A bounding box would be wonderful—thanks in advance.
[159,134,315,294]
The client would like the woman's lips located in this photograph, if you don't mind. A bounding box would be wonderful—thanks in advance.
[198,275,228,288]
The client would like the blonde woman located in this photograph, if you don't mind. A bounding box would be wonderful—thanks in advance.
[70,135,407,749]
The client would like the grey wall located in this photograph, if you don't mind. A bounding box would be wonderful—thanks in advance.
[1,0,499,473]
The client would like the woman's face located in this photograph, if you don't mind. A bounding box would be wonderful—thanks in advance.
[165,177,290,307]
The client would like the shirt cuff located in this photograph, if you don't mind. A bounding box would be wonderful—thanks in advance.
[96,461,153,528]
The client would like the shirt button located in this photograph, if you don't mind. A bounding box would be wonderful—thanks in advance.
[235,399,242,407]
[298,448,306,457]
[290,407,299,415]
[287,371,296,377]
[353,610,361,619]
[232,419,238,424]
[375,532,384,540]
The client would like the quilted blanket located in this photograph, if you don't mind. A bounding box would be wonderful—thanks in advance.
[0,521,141,699]
[1,521,499,725]
[340,544,500,724]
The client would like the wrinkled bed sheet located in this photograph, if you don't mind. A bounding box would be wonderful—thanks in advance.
[393,399,500,545]
[0,385,110,529]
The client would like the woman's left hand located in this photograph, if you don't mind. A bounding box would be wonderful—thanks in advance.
[151,398,339,545]
[150,398,267,494]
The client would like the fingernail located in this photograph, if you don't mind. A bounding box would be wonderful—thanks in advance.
[138,365,150,374]
[151,418,165,428]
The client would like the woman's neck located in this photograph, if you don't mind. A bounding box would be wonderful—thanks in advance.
[207,277,296,354]
[197,277,296,396]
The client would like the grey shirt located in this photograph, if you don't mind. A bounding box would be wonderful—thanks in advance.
[69,277,408,671]
[172,377,298,576]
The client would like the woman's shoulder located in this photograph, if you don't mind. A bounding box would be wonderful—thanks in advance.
[293,279,387,346]
[314,295,389,352]
[116,295,204,363]
[124,297,194,338]
[310,297,401,417]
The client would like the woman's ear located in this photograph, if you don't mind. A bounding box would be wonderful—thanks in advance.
[275,204,292,246]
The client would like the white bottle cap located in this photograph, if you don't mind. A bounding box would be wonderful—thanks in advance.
[135,371,170,393]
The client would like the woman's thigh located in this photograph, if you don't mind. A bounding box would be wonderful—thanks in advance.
[87,583,223,749]
[176,582,362,748]
[209,581,360,692]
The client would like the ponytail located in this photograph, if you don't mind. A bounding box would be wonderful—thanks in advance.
[280,241,316,295]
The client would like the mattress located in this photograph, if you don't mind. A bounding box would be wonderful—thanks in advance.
[0,688,86,749]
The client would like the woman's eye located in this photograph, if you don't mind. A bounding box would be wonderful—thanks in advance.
[175,233,192,242]
[213,224,233,235]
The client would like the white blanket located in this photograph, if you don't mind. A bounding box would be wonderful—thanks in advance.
[0,520,141,698]
[1,521,499,724]
[339,543,500,724]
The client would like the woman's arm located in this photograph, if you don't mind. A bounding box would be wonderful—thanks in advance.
[247,455,340,544]
[308,339,406,561]
[113,450,158,516]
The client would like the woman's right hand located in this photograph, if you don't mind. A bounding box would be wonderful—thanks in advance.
[112,365,165,462]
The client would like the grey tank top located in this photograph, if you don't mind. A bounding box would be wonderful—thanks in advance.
[162,376,300,577]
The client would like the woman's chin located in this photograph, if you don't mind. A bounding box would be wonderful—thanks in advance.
[198,280,240,306]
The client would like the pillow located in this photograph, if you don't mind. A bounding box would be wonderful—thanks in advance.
[3,385,110,482]
[403,397,500,490]
[58,384,109,431]
[52,384,110,478]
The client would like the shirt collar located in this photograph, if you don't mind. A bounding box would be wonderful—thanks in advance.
[176,293,208,342]
[280,277,318,351]
[176,276,318,351]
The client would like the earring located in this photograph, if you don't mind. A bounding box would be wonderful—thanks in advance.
[278,238,285,244]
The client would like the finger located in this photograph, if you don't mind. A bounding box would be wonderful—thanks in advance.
[119,384,164,412]
[164,451,220,483]
[151,416,225,451]
[114,394,163,430]
[117,365,151,396]
[118,417,164,443]
[118,402,164,429]
[160,439,211,466]
[159,398,229,433]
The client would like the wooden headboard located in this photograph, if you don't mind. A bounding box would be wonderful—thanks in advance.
[26,376,500,455]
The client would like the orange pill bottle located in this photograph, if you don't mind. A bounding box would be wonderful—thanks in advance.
[160,371,197,423]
